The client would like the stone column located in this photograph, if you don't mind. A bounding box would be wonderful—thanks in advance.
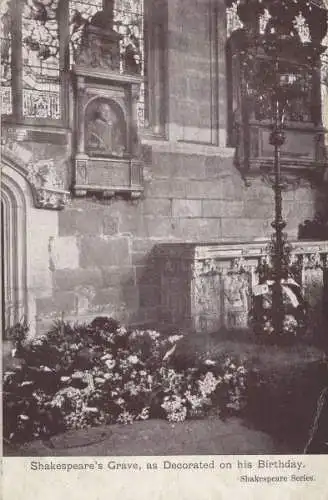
[165,0,228,145]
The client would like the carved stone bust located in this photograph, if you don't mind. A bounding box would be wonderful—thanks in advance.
[85,98,126,157]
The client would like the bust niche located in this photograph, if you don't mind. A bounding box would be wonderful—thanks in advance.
[72,6,143,199]
[85,98,127,158]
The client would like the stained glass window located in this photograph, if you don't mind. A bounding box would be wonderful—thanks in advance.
[69,0,103,65]
[22,0,61,119]
[226,1,243,39]
[1,0,145,125]
[0,0,12,115]
[321,33,328,128]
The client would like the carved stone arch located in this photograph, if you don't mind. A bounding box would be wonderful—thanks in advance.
[1,141,70,210]
[1,161,30,331]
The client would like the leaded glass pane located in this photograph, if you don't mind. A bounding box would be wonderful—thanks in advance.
[69,0,103,65]
[226,1,243,39]
[22,0,61,119]
[0,0,12,115]
[114,0,145,126]
[321,34,328,129]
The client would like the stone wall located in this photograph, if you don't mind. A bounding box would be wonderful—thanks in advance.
[2,0,328,334]
[32,140,327,332]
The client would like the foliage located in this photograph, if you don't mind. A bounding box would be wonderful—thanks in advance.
[3,317,247,444]
[249,235,308,342]
[250,278,308,341]
[5,318,29,350]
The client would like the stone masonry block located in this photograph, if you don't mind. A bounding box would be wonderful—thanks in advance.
[132,239,156,254]
[205,156,234,178]
[139,285,160,308]
[143,217,177,239]
[36,297,57,318]
[202,200,244,218]
[93,286,140,311]
[173,218,222,242]
[221,218,268,240]
[135,265,160,286]
[145,179,187,198]
[100,266,135,288]
[243,200,274,219]
[118,215,148,238]
[286,202,315,221]
[142,198,172,216]
[187,76,212,100]
[185,179,243,200]
[58,208,104,236]
[53,268,103,292]
[50,236,79,270]
[79,236,131,268]
[102,214,119,235]
[173,154,207,179]
[150,152,179,178]
[293,186,316,203]
[53,291,76,315]
[92,287,123,308]
[150,152,208,180]
[172,199,202,217]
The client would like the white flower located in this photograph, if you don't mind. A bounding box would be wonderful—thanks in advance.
[147,330,161,340]
[198,372,219,396]
[138,407,150,420]
[117,411,134,424]
[168,335,184,344]
[101,354,112,361]
[127,355,139,365]
[204,359,216,366]
[84,407,99,413]
[105,359,116,370]
[117,326,127,336]
[21,381,34,387]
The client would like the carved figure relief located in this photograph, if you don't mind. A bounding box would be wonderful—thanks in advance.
[85,98,126,157]
[224,272,250,329]
[75,4,121,70]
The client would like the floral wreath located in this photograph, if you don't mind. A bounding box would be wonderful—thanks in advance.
[250,276,308,339]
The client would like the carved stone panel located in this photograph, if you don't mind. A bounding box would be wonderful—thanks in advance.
[154,240,328,335]
[223,271,251,329]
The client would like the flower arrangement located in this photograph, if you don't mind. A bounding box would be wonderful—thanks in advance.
[249,235,308,342]
[3,317,247,444]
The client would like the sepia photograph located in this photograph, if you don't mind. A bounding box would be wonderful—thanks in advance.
[1,0,328,463]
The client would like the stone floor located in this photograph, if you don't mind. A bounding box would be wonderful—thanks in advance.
[5,416,292,457]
